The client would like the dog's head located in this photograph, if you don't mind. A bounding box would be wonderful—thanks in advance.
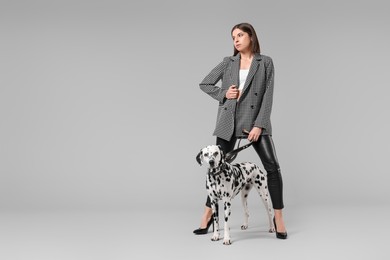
[196,145,225,169]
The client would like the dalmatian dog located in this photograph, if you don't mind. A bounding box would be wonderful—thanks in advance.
[196,144,275,245]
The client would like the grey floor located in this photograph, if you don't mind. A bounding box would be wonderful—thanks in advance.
[0,204,388,260]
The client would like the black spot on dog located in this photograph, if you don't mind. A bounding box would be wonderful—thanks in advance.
[255,180,260,185]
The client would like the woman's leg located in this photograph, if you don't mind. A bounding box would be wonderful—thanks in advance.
[194,137,236,233]
[252,135,287,235]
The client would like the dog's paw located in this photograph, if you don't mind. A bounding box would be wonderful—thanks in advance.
[269,227,275,233]
[223,239,232,245]
[211,234,220,241]
[241,224,248,230]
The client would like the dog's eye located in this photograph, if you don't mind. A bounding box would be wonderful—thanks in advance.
[213,152,219,156]
[204,153,208,157]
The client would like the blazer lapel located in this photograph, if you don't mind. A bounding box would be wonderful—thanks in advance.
[230,54,240,87]
[240,53,262,95]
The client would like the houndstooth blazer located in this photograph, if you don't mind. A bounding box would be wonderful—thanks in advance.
[199,53,275,141]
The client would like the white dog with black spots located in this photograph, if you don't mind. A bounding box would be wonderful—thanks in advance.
[196,144,275,245]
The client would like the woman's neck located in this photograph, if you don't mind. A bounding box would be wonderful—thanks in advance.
[239,51,254,70]
[240,51,253,61]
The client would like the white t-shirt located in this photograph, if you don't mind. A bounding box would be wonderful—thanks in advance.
[238,69,249,100]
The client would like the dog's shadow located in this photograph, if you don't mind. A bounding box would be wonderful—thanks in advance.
[226,226,275,243]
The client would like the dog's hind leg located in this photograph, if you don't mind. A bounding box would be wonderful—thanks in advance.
[240,183,252,230]
[254,173,275,233]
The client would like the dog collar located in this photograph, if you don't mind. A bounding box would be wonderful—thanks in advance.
[208,168,222,175]
[208,162,229,175]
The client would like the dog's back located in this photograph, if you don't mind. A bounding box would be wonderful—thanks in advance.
[206,161,267,201]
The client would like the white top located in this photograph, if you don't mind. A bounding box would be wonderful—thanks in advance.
[238,69,249,100]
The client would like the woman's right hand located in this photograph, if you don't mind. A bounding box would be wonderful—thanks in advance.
[226,85,239,99]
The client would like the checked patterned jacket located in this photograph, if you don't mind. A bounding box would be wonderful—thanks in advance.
[199,53,275,141]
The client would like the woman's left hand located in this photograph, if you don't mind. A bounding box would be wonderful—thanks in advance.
[248,127,262,142]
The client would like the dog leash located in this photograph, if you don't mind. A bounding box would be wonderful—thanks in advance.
[225,129,254,163]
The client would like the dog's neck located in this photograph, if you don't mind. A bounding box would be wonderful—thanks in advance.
[208,161,232,175]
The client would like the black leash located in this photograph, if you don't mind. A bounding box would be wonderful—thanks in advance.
[225,130,254,163]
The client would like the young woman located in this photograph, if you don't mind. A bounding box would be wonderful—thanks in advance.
[193,23,287,239]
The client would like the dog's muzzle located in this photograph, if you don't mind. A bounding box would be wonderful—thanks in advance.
[209,160,215,167]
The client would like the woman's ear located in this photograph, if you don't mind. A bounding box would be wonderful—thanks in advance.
[196,151,203,166]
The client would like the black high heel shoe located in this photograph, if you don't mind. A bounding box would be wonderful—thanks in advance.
[273,217,288,239]
[193,217,214,235]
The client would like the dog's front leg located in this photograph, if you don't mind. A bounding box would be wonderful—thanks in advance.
[210,201,220,241]
[222,198,232,245]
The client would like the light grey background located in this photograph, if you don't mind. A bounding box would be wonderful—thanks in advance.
[1,0,389,259]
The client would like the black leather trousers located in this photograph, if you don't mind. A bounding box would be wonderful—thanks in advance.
[205,135,284,210]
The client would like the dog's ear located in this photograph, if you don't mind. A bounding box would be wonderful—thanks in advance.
[217,145,225,159]
[196,150,203,166]
[220,148,225,159]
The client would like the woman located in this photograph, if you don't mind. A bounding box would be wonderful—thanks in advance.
[193,23,287,239]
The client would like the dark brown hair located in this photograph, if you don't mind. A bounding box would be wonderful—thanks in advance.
[231,23,261,56]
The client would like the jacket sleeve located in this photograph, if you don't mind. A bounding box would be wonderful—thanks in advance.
[199,57,229,103]
[254,57,274,131]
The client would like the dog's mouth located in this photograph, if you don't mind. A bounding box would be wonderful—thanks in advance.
[206,159,215,167]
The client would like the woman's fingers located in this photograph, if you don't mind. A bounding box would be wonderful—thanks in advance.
[226,85,239,99]
[248,127,262,142]
[248,133,258,142]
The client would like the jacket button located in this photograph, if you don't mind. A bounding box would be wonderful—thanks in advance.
[251,105,254,109]
[224,107,227,110]
[255,93,258,96]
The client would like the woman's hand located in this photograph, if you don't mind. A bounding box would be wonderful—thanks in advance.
[226,85,239,99]
[248,127,262,142]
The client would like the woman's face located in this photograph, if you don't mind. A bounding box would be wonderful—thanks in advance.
[232,28,251,53]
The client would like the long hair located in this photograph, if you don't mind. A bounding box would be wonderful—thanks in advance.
[231,23,261,56]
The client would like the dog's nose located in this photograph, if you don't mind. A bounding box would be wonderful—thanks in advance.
[209,160,215,166]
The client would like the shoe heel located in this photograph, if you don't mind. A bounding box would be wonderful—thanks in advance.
[273,217,288,239]
[193,217,214,235]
